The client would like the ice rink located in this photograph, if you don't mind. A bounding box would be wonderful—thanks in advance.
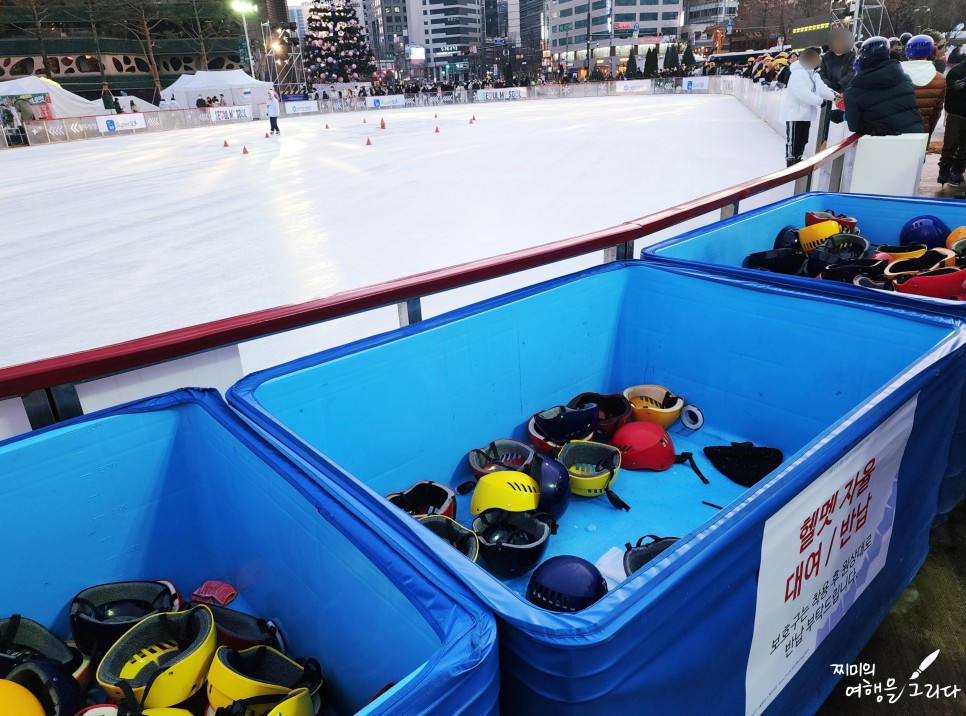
[1,94,791,372]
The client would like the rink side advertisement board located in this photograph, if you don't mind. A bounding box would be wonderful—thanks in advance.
[284,100,318,114]
[476,87,528,101]
[366,94,406,108]
[615,79,653,93]
[745,395,916,716]
[208,106,251,122]
[95,113,146,133]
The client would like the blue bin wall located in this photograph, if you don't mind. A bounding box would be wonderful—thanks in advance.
[0,389,499,716]
[643,192,966,513]
[229,263,966,715]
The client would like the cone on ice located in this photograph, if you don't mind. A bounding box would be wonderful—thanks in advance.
[223,139,229,147]
[469,118,474,124]
[363,117,367,123]
[434,113,438,118]
[379,118,386,129]
[325,123,329,129]
[366,137,372,146]
[472,115,476,121]
[265,132,270,138]
[434,126,440,133]
[242,146,249,155]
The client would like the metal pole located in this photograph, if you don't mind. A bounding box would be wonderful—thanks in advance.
[242,12,255,76]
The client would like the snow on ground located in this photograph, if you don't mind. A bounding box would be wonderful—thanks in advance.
[1,94,790,372]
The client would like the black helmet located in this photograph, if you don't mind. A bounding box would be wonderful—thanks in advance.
[533,404,599,444]
[526,556,607,613]
[4,659,83,716]
[805,234,870,277]
[69,580,182,659]
[742,247,806,274]
[0,615,76,678]
[566,392,632,440]
[623,535,679,576]
[773,225,801,250]
[416,514,480,562]
[472,509,553,578]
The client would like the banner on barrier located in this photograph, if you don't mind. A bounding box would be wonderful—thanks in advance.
[0,92,53,120]
[366,94,406,108]
[208,105,251,122]
[476,88,528,101]
[96,113,146,133]
[683,77,709,91]
[284,100,318,114]
[65,117,99,140]
[615,79,653,93]
[745,395,917,716]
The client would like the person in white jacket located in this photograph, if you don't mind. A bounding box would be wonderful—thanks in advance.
[780,47,839,166]
[266,91,281,135]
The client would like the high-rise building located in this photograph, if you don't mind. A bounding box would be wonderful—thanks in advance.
[267,0,290,23]
[288,3,311,37]
[405,0,484,80]
[683,0,737,46]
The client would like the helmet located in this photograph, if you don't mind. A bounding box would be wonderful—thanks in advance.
[469,470,540,514]
[610,422,675,471]
[76,707,193,716]
[70,580,182,659]
[900,215,951,249]
[557,441,625,508]
[773,59,788,67]
[0,615,76,678]
[859,36,890,68]
[623,384,684,427]
[4,660,82,716]
[206,603,283,652]
[805,210,858,233]
[0,680,44,716]
[747,57,755,63]
[416,514,481,561]
[566,392,632,439]
[623,535,680,576]
[797,220,841,253]
[742,247,805,274]
[526,556,607,613]
[96,605,217,707]
[894,267,966,300]
[819,259,887,282]
[528,454,571,520]
[526,415,593,457]
[385,481,456,519]
[773,225,800,250]
[205,646,325,716]
[466,439,535,478]
[532,404,599,444]
[900,32,912,43]
[873,243,927,261]
[472,509,552,578]
[883,248,958,280]
[776,51,788,59]
[945,227,966,251]
[207,687,316,716]
[904,34,935,59]
[805,234,871,277]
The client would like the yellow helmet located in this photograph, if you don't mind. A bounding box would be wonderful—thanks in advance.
[946,226,966,251]
[797,220,842,253]
[623,385,684,428]
[263,688,316,716]
[773,58,788,66]
[75,707,193,716]
[206,646,326,716]
[96,605,217,708]
[0,680,44,716]
[469,471,539,514]
[557,441,621,497]
[777,51,789,58]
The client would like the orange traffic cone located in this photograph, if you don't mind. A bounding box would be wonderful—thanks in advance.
[471,115,476,121]
[223,139,229,147]
[325,123,330,129]
[469,118,474,124]
[379,118,386,129]
[363,117,367,123]
[242,146,249,155]
[366,137,372,146]
[434,113,438,119]
[265,132,270,138]
[434,126,440,133]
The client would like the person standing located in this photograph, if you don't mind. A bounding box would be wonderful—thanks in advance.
[101,83,114,113]
[819,27,857,94]
[168,95,180,110]
[901,34,946,137]
[781,47,837,166]
[844,37,924,136]
[195,94,207,108]
[266,90,280,134]
[13,95,34,122]
[938,59,966,185]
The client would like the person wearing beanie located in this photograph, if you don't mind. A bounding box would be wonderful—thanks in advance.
[844,36,924,136]
[938,59,966,185]
[781,47,837,166]
[901,34,946,136]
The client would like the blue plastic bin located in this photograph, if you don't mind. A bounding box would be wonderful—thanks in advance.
[229,262,966,715]
[0,389,499,716]
[643,192,966,514]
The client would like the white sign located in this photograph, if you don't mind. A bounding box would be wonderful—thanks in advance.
[684,76,710,91]
[475,88,528,101]
[366,94,406,108]
[95,113,146,133]
[615,79,653,93]
[745,395,917,716]
[284,100,317,114]
[208,106,251,122]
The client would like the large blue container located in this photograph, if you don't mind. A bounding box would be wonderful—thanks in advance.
[229,262,966,715]
[0,389,499,716]
[642,192,966,514]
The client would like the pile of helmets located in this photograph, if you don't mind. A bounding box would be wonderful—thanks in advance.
[742,210,966,301]
[1,580,328,716]
[384,387,699,614]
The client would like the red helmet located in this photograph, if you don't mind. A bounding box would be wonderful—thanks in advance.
[894,267,966,300]
[609,422,675,471]
[527,415,593,457]
[385,481,457,519]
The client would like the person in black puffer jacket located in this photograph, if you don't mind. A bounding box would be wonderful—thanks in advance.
[820,27,857,93]
[845,36,923,136]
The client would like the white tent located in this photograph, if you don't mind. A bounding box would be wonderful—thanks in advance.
[0,76,158,118]
[161,70,273,110]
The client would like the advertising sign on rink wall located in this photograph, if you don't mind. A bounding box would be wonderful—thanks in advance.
[284,101,318,114]
[95,113,147,133]
[366,94,407,108]
[476,88,528,101]
[209,105,251,122]
[615,80,653,93]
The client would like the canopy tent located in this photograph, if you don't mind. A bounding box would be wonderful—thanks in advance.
[0,76,158,118]
[161,70,273,109]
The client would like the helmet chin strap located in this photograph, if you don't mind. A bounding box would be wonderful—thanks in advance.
[674,452,710,484]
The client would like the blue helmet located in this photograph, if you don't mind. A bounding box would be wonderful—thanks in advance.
[900,215,951,249]
[904,34,935,59]
[526,555,607,612]
[529,454,571,520]
[858,36,890,69]
[899,32,913,44]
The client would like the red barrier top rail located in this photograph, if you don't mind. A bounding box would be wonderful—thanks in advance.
[0,133,860,398]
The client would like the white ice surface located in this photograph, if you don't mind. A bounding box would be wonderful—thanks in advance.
[0,94,790,373]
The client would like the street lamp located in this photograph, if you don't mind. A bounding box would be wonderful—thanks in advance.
[232,1,258,76]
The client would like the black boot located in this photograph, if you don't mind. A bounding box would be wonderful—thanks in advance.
[937,166,951,185]
[950,169,965,186]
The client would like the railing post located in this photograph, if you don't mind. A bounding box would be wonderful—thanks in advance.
[827,153,845,193]
[793,172,812,195]
[720,201,739,220]
[397,297,422,327]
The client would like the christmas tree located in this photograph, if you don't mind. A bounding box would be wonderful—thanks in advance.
[303,0,376,85]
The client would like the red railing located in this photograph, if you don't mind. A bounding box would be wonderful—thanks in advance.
[0,133,860,399]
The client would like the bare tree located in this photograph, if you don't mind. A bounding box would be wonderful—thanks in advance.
[6,0,63,78]
[92,0,166,100]
[180,0,239,70]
